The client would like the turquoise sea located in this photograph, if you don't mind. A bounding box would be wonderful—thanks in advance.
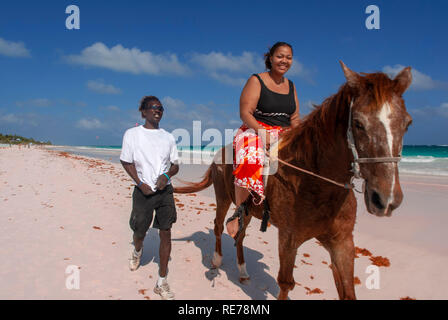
[45,145,448,177]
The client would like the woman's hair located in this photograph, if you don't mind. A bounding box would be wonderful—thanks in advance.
[264,42,293,70]
[139,95,161,117]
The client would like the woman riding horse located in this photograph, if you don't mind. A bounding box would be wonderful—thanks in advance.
[226,42,301,238]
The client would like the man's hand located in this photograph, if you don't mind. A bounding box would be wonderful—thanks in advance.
[139,183,155,196]
[155,174,169,191]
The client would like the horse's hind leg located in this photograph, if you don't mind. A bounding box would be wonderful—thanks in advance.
[317,234,356,300]
[235,214,252,284]
[277,231,301,300]
[211,194,231,269]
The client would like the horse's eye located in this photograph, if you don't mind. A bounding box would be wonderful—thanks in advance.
[354,120,365,131]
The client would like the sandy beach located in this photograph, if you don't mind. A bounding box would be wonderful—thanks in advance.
[1,145,448,300]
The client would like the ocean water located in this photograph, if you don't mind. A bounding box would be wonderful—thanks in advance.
[44,145,448,177]
[399,145,448,176]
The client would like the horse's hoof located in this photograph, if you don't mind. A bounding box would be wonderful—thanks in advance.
[237,263,250,284]
[239,277,250,285]
[211,252,222,269]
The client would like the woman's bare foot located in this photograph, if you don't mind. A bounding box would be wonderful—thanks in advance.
[226,219,239,238]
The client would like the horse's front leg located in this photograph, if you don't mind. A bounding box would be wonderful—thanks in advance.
[235,213,252,284]
[317,234,356,300]
[277,230,300,300]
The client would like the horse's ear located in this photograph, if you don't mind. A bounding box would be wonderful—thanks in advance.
[340,61,361,88]
[393,66,412,95]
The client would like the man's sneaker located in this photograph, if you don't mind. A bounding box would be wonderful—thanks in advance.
[154,280,175,300]
[129,247,142,271]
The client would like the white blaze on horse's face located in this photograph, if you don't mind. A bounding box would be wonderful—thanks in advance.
[376,102,397,214]
[377,102,395,210]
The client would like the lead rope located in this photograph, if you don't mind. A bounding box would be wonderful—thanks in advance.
[266,153,356,190]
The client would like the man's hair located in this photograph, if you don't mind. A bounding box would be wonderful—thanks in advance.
[139,95,161,118]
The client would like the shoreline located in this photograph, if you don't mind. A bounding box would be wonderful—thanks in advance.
[40,144,448,178]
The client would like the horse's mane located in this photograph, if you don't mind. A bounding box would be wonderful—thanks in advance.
[279,72,395,169]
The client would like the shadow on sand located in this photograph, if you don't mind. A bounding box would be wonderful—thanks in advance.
[140,228,162,267]
[173,228,279,300]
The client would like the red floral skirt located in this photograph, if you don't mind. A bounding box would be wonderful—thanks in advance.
[233,121,287,204]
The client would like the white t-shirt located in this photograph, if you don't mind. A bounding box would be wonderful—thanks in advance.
[120,126,179,191]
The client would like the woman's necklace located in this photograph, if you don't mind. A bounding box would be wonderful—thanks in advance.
[268,71,284,85]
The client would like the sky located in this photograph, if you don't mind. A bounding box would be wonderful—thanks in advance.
[0,0,447,146]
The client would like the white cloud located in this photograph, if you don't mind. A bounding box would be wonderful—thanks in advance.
[190,51,312,85]
[411,102,448,118]
[383,65,448,91]
[0,112,39,126]
[76,118,106,130]
[190,51,262,74]
[15,99,87,109]
[65,44,311,85]
[162,96,187,110]
[0,38,31,58]
[0,113,22,124]
[87,79,122,94]
[103,105,120,112]
[209,72,246,87]
[66,42,189,76]
[15,98,52,108]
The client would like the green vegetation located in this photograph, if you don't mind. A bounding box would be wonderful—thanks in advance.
[0,133,52,145]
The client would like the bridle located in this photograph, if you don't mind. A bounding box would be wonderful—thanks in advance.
[346,99,402,179]
[267,99,402,191]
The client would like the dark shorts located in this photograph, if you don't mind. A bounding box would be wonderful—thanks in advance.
[129,184,177,238]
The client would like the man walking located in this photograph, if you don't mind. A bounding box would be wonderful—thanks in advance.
[120,95,179,300]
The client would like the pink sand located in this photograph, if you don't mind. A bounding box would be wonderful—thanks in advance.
[0,146,447,300]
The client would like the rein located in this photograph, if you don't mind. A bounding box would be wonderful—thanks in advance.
[266,99,402,191]
[268,154,355,189]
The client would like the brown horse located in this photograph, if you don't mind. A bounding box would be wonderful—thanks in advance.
[174,62,413,300]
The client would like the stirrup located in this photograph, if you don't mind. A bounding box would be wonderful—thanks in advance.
[226,201,248,246]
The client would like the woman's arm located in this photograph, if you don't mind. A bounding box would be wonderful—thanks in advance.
[290,84,301,129]
[240,76,264,131]
[240,75,273,148]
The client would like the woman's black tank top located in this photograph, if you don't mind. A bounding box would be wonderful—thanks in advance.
[252,73,296,127]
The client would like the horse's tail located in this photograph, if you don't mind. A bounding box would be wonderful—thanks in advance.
[173,165,213,194]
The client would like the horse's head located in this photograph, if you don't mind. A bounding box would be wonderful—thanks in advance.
[340,61,413,217]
